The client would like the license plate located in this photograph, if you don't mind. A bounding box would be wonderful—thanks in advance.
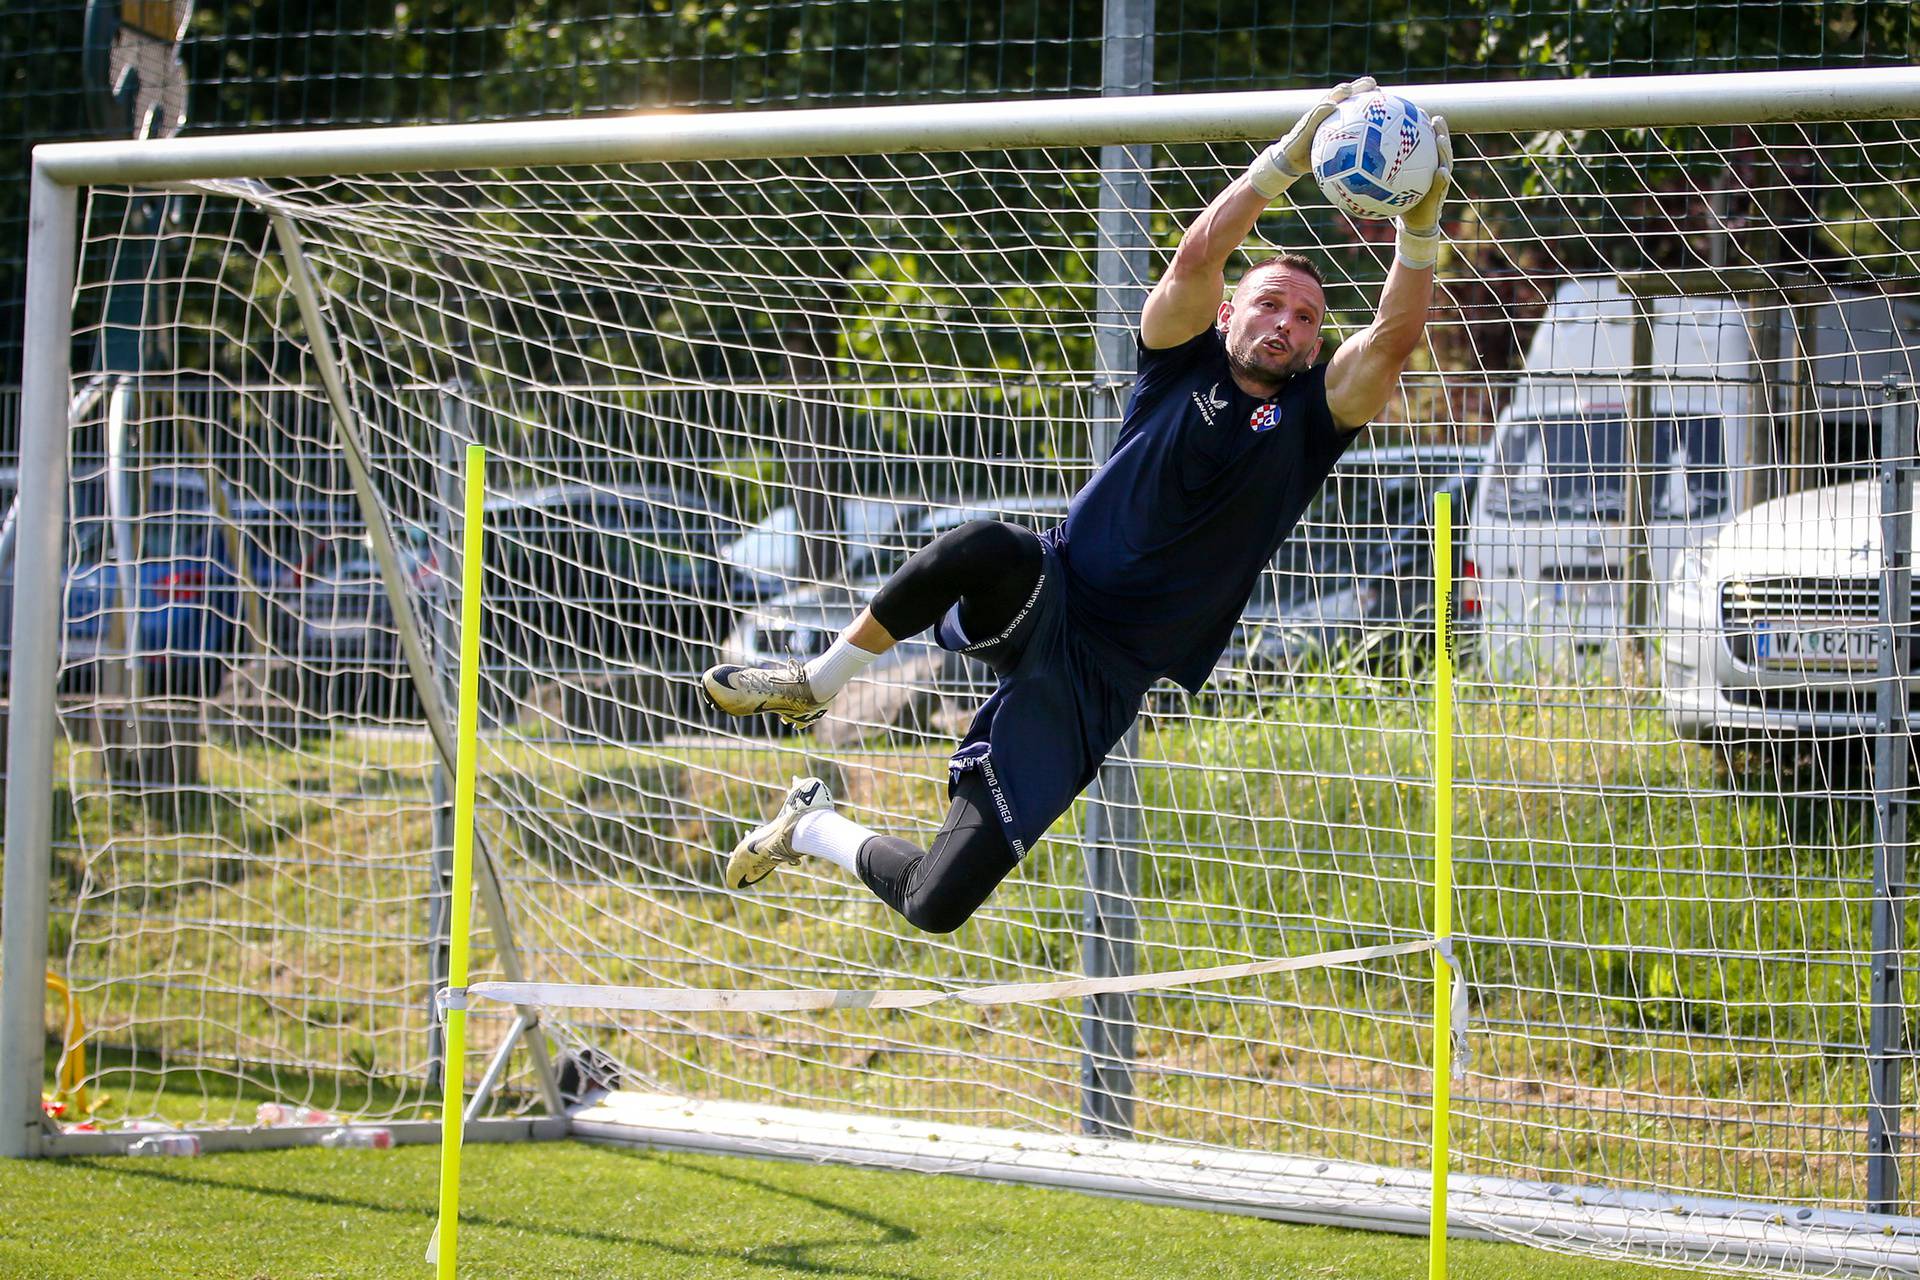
[1753,622,1878,667]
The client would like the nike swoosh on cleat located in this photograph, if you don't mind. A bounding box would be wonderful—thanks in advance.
[794,783,822,805]
[733,837,774,883]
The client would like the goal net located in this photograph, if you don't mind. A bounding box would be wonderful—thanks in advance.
[12,71,1920,1275]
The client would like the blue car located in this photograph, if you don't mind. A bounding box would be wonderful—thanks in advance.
[53,473,354,696]
[63,510,240,694]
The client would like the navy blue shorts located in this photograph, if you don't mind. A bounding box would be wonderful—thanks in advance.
[933,533,1148,860]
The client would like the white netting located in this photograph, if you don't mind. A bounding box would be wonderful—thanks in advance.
[30,90,1920,1274]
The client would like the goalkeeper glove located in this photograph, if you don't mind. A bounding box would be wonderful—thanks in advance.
[1245,77,1378,200]
[1394,114,1453,271]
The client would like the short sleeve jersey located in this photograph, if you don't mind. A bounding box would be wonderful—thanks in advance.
[1056,326,1358,693]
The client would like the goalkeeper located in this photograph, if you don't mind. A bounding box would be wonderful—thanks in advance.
[703,79,1450,932]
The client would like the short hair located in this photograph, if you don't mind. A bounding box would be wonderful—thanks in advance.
[1237,253,1325,292]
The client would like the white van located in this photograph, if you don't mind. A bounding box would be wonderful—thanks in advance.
[1466,278,1763,675]
[1662,282,1920,742]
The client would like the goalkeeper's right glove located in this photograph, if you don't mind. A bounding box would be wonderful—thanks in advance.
[1394,114,1454,271]
[1245,77,1377,200]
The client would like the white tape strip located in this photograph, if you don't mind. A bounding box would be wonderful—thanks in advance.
[468,939,1435,1015]
[1435,938,1474,1080]
[1451,971,1473,1081]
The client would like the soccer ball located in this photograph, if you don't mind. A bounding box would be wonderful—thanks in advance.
[1310,91,1439,221]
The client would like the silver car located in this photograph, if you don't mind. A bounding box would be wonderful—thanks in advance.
[715,496,1071,725]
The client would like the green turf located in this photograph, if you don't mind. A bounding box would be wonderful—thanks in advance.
[34,670,1916,1211]
[0,1140,1697,1280]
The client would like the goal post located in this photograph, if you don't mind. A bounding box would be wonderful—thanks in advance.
[7,67,1920,1278]
[1431,487,1456,1280]
[0,166,77,1162]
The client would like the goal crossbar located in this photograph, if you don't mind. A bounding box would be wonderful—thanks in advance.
[28,67,1920,186]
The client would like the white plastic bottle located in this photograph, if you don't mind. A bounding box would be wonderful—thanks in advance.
[257,1103,335,1127]
[319,1126,394,1150]
[128,1133,201,1157]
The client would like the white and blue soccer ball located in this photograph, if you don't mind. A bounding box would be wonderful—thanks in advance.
[1310,91,1439,221]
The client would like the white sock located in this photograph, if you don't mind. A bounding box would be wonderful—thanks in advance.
[803,633,882,701]
[793,810,877,874]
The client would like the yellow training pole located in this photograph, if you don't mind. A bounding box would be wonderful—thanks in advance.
[433,444,488,1278]
[1429,489,1455,1280]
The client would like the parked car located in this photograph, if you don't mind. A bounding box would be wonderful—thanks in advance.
[1661,478,1902,742]
[1217,444,1484,680]
[226,498,365,648]
[61,468,251,695]
[1467,278,1760,676]
[483,482,760,687]
[715,495,1072,721]
[290,524,440,713]
[718,497,912,597]
[0,456,358,695]
[1470,277,1920,677]
[64,512,240,695]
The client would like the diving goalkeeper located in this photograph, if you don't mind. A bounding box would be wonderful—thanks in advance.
[702,79,1451,932]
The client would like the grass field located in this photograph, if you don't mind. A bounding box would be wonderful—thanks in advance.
[24,662,1915,1246]
[1,1140,1696,1280]
[49,671,1907,1182]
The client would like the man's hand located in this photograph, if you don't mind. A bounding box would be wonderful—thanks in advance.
[1246,77,1378,199]
[1394,114,1453,270]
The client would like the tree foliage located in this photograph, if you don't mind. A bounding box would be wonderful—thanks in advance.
[4,1,1918,389]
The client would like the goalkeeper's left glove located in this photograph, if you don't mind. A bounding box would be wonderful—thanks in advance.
[1245,77,1378,200]
[1394,114,1453,271]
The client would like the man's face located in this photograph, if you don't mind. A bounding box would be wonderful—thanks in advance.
[1217,266,1325,385]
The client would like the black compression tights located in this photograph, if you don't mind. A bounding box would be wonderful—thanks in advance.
[857,772,1018,934]
[867,519,1043,646]
[856,520,1040,933]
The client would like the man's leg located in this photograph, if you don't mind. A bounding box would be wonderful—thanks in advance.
[703,520,1043,724]
[866,519,1044,651]
[850,772,1017,934]
[721,773,1018,931]
[715,520,1043,903]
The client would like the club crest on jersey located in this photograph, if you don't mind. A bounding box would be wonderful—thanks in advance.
[1191,381,1230,425]
[1249,402,1280,432]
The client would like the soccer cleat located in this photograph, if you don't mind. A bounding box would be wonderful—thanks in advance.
[701,660,829,727]
[724,775,834,890]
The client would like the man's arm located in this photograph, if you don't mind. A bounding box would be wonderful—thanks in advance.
[1139,180,1275,350]
[1140,80,1372,351]
[1325,116,1453,432]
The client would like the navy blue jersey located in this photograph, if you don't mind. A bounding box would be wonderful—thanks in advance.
[1056,326,1358,693]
